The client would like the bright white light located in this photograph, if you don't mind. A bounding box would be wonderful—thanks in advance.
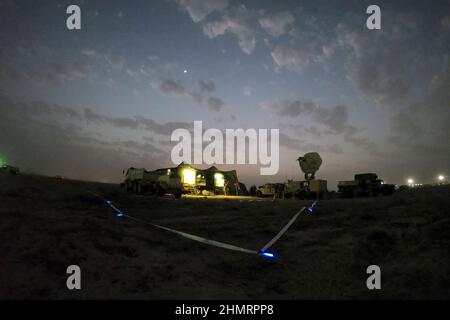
[183,69,188,74]
[407,178,414,185]
[214,173,225,187]
[438,175,444,181]
[182,168,196,185]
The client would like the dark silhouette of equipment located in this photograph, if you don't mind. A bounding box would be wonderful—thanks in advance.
[338,173,395,197]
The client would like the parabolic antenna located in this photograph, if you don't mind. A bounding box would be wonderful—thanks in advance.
[297,152,322,180]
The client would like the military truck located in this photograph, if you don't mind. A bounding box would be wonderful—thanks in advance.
[338,173,395,197]
[122,167,183,198]
[0,165,20,175]
[284,179,327,199]
[256,183,285,198]
[122,163,241,198]
[284,152,328,199]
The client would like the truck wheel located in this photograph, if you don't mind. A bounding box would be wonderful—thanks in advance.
[173,189,182,199]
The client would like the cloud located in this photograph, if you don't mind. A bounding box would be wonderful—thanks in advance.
[174,0,229,23]
[269,100,315,118]
[82,108,193,136]
[311,105,348,135]
[0,94,192,139]
[0,95,171,182]
[388,73,450,156]
[270,28,324,72]
[156,78,186,96]
[187,79,226,112]
[84,108,140,129]
[266,99,380,153]
[335,21,416,105]
[198,79,216,92]
[242,86,252,97]
[135,116,193,136]
[189,91,204,104]
[259,11,295,37]
[81,49,127,71]
[202,5,256,54]
[207,96,224,111]
[0,96,82,120]
[279,133,343,154]
[0,46,93,87]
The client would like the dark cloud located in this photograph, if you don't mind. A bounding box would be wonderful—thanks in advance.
[267,100,348,134]
[279,133,343,154]
[156,78,186,95]
[0,96,82,122]
[115,140,164,155]
[271,100,315,117]
[135,116,192,136]
[187,79,225,112]
[84,108,140,130]
[389,73,450,157]
[198,79,216,92]
[189,91,204,104]
[267,99,380,153]
[0,96,170,182]
[207,96,224,111]
[80,108,193,136]
[0,46,92,87]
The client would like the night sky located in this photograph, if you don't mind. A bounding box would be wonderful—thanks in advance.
[0,0,449,188]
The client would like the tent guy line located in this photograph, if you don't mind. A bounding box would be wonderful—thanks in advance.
[88,191,318,259]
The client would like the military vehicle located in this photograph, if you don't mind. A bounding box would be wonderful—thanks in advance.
[256,183,285,198]
[0,165,20,175]
[284,179,328,199]
[338,173,395,197]
[284,152,328,199]
[122,163,242,198]
[122,167,183,198]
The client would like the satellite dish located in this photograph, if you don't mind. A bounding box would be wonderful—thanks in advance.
[297,152,322,180]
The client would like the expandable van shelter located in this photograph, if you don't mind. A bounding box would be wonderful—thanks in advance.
[156,162,247,195]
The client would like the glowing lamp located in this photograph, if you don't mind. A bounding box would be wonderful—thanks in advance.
[260,252,275,259]
[214,173,225,187]
[182,168,196,185]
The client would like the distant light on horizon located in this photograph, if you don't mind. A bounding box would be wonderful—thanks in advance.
[407,178,414,185]
[438,175,444,181]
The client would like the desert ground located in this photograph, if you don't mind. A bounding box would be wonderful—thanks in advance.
[0,172,449,299]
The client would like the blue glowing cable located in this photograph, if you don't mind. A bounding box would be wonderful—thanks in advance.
[89,190,318,260]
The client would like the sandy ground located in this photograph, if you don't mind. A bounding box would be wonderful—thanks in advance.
[0,172,449,299]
